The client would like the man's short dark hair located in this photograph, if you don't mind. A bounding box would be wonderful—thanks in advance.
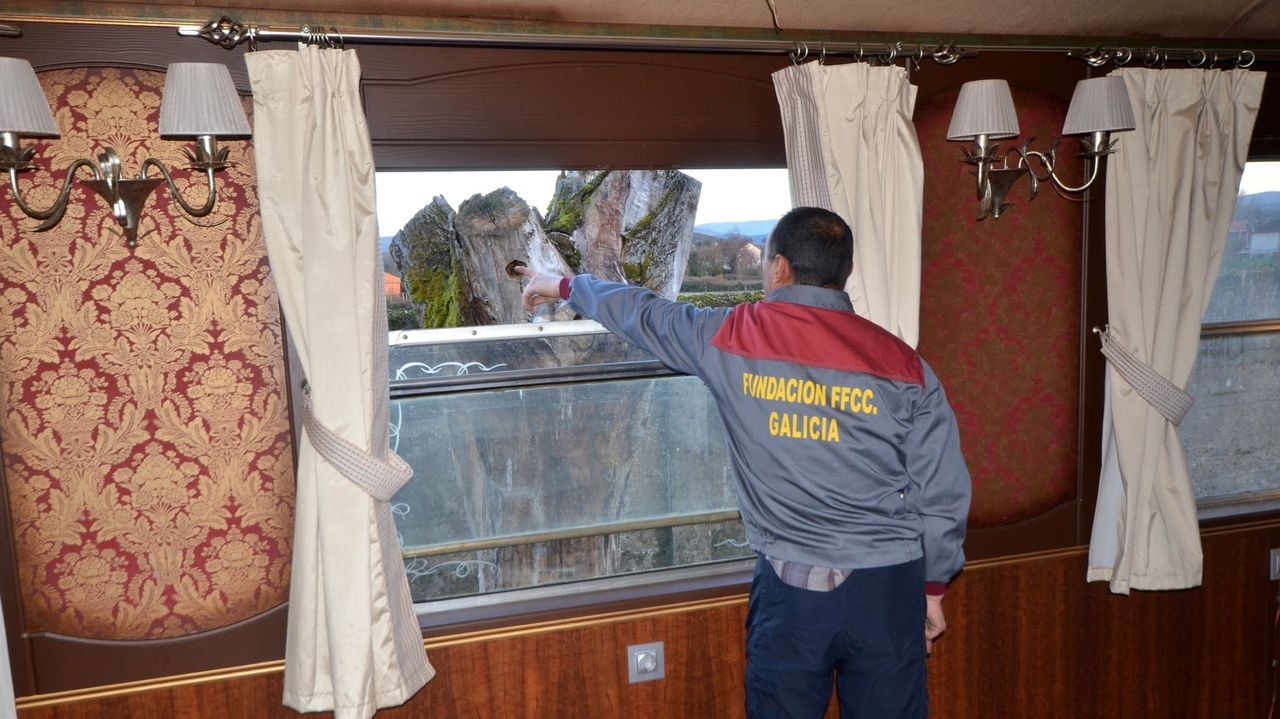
[765,207,854,289]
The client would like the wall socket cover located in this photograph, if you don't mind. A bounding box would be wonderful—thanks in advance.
[627,641,665,683]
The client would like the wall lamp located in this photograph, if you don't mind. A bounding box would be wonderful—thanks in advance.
[0,58,250,247]
[947,76,1135,220]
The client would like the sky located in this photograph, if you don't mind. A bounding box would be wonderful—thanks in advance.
[1238,160,1280,197]
[374,168,792,237]
[375,161,1280,236]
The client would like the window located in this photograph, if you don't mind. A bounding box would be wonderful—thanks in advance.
[1181,160,1280,517]
[380,168,788,602]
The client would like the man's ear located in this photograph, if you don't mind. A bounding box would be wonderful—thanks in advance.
[769,254,795,288]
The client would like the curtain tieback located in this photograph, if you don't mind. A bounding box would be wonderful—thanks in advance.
[300,382,413,502]
[1094,327,1194,426]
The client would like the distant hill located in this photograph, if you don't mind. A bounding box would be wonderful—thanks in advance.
[1239,190,1280,209]
[693,219,777,244]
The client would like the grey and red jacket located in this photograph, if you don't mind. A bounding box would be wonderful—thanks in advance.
[563,274,971,592]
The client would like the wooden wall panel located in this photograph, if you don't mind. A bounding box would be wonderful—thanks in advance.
[356,44,788,169]
[19,521,1280,719]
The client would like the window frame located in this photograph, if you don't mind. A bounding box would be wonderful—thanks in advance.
[1189,154,1280,519]
[1191,320,1280,520]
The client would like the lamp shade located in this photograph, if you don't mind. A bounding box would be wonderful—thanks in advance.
[159,63,251,137]
[1062,75,1136,135]
[947,79,1019,141]
[0,57,59,137]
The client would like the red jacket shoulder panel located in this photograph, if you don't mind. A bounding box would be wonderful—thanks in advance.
[709,300,924,385]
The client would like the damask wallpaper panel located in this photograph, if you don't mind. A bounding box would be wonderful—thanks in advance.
[0,67,295,640]
[915,86,1083,528]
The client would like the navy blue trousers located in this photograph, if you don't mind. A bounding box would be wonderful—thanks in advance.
[745,555,928,719]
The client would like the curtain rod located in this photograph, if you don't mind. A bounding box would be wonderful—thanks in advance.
[177,16,975,62]
[178,16,1271,67]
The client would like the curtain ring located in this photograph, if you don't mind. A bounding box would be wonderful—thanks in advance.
[303,25,324,47]
[246,25,259,52]
[1188,49,1207,68]
[1143,46,1159,67]
[789,41,809,65]
[1237,50,1256,68]
[882,42,897,65]
[857,43,864,61]
[1114,47,1132,65]
[819,43,827,65]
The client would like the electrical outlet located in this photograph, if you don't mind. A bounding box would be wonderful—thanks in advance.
[627,641,665,683]
[1271,548,1280,581]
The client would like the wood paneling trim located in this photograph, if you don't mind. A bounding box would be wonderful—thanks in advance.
[963,501,1078,560]
[15,594,745,710]
[17,520,1280,719]
[25,606,288,694]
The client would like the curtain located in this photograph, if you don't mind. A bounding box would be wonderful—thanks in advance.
[772,61,924,347]
[1088,68,1264,594]
[246,47,433,717]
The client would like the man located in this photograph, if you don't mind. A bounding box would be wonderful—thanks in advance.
[519,206,970,719]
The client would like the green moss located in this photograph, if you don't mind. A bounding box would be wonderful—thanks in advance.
[623,252,656,285]
[545,171,608,235]
[548,233,582,273]
[406,266,462,329]
[676,290,764,308]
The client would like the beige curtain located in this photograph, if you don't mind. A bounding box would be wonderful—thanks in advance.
[246,47,434,717]
[1088,68,1264,594]
[772,61,923,347]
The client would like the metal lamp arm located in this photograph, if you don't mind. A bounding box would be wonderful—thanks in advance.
[139,157,218,217]
[1021,147,1103,194]
[7,158,103,230]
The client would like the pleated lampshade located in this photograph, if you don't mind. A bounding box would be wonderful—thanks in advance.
[0,57,59,137]
[158,62,251,138]
[947,79,1020,141]
[1063,75,1136,135]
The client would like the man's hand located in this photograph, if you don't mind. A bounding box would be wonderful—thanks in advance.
[515,265,566,312]
[925,594,946,655]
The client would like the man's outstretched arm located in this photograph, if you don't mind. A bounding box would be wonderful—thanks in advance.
[517,267,729,377]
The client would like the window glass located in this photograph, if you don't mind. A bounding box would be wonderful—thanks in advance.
[380,169,786,602]
[1202,161,1280,324]
[1181,332,1280,503]
[1182,161,1280,510]
[390,351,750,602]
[377,169,789,332]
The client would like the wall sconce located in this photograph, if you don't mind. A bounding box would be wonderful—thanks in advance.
[0,58,250,247]
[947,76,1135,220]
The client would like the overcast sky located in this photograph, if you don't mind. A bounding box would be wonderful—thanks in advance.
[374,168,792,237]
[375,161,1280,237]
[1239,160,1280,197]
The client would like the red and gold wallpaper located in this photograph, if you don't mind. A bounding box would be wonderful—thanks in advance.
[915,86,1083,528]
[0,67,294,640]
